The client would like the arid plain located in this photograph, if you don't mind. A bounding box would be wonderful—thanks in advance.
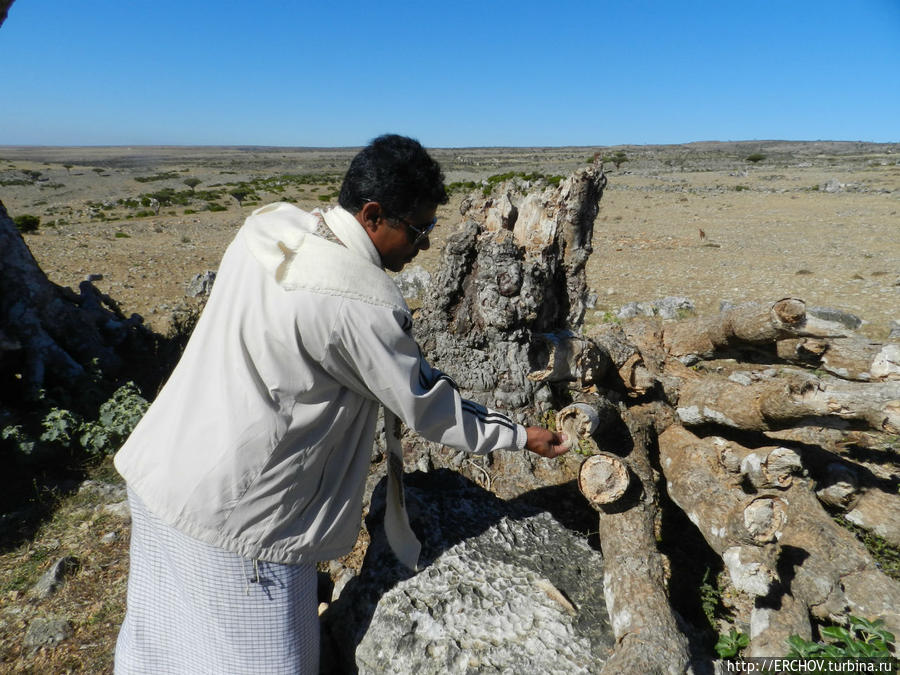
[2,141,898,338]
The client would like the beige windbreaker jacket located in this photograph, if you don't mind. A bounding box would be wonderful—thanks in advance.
[114,203,526,564]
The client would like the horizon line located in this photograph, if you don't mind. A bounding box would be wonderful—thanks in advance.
[1,139,898,151]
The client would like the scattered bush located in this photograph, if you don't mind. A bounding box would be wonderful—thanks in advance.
[134,171,181,183]
[715,628,749,658]
[77,383,148,457]
[746,153,766,164]
[206,202,227,212]
[787,615,895,658]
[447,180,478,194]
[602,151,629,169]
[5,382,148,460]
[14,214,40,232]
[39,408,81,447]
[228,188,253,205]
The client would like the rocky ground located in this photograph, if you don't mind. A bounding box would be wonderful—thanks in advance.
[1,141,898,672]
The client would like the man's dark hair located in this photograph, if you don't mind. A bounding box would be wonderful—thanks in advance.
[339,134,448,219]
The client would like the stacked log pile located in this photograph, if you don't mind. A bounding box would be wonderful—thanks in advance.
[412,168,900,669]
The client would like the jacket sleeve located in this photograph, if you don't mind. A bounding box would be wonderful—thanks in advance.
[322,298,526,454]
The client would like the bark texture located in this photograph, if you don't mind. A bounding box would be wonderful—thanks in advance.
[0,200,159,400]
[586,405,691,675]
[403,169,899,665]
[415,167,607,418]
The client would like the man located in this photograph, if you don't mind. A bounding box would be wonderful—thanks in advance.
[113,134,568,673]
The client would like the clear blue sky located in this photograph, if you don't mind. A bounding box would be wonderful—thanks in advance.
[1,0,898,147]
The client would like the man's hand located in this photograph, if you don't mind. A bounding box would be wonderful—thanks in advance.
[525,426,569,458]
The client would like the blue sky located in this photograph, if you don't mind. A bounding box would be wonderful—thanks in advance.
[1,0,898,147]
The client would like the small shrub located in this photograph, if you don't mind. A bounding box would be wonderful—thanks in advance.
[206,202,227,212]
[13,214,40,232]
[746,153,766,164]
[715,628,749,658]
[134,171,181,183]
[699,568,722,628]
[40,408,82,447]
[115,232,130,238]
[78,382,148,457]
[447,180,478,194]
[602,151,628,169]
[787,615,895,658]
[1,424,36,455]
[228,188,252,205]
[134,210,155,218]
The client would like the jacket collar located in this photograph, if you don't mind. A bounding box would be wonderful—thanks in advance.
[321,206,382,268]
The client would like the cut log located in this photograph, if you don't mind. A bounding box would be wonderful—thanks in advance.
[843,486,900,548]
[748,592,813,659]
[526,332,610,386]
[815,463,860,510]
[777,337,900,382]
[772,482,900,637]
[659,426,787,559]
[675,370,900,433]
[588,405,690,674]
[659,426,900,652]
[586,323,658,394]
[712,437,803,489]
[764,426,897,482]
[662,298,809,361]
[578,454,630,506]
[558,403,631,507]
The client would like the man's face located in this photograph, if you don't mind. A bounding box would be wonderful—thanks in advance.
[374,204,437,273]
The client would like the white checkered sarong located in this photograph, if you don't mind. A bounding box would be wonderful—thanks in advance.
[115,488,319,674]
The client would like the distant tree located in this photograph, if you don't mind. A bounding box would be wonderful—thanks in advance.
[92,167,106,175]
[14,214,40,232]
[602,151,629,170]
[23,169,42,181]
[183,177,202,192]
[746,153,766,164]
[63,163,74,174]
[229,188,251,206]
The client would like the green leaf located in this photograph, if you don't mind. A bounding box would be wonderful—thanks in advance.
[821,625,851,643]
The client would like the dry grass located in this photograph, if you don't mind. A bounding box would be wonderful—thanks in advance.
[0,460,127,673]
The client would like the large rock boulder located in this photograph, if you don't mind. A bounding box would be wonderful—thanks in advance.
[322,469,613,673]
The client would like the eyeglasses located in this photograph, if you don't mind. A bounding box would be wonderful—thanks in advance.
[397,216,437,248]
[364,199,437,247]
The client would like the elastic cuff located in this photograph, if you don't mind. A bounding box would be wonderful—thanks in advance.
[515,424,528,451]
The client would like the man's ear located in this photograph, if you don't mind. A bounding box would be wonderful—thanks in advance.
[358,201,382,231]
